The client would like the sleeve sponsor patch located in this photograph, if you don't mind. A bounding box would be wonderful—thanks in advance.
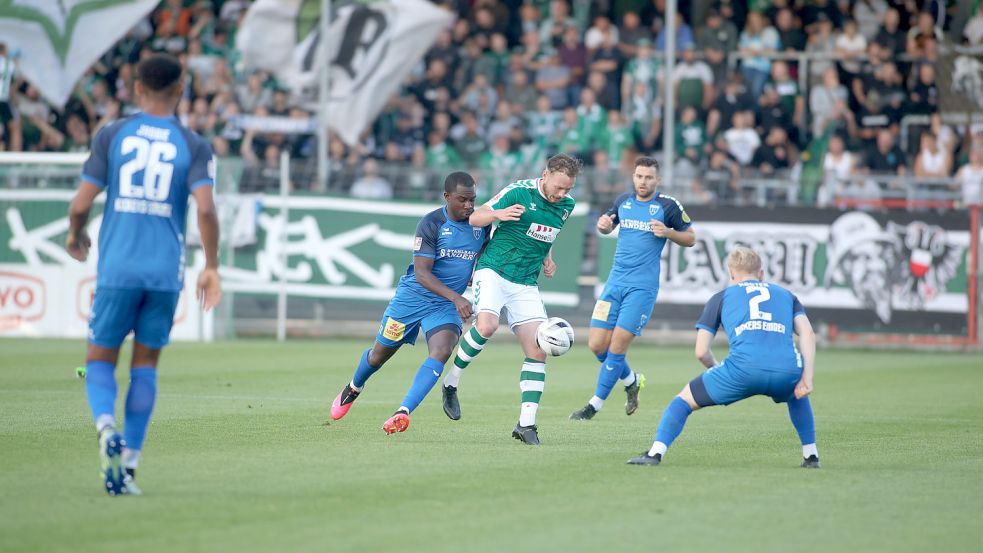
[682,211,691,224]
[413,236,423,251]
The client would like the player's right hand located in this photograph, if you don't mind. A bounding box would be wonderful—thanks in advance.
[66,230,91,262]
[794,377,813,399]
[453,295,474,320]
[496,205,524,221]
[596,214,615,233]
[196,268,222,311]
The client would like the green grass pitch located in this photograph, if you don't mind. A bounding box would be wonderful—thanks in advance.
[1,338,981,553]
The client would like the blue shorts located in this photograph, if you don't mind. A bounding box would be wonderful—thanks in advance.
[690,358,802,406]
[589,283,658,336]
[375,292,462,348]
[89,287,180,349]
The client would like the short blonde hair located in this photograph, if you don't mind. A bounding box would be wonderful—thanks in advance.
[726,246,762,275]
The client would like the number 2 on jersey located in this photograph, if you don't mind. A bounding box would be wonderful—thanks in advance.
[746,285,772,321]
[119,136,176,201]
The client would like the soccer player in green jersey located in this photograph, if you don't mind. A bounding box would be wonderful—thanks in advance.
[439,153,581,445]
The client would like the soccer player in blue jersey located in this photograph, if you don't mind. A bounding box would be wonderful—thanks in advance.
[628,247,820,467]
[569,156,695,421]
[65,53,222,495]
[329,172,489,434]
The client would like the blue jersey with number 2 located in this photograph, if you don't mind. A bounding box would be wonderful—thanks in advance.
[695,280,805,372]
[81,114,214,292]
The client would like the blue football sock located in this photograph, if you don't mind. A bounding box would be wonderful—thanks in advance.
[85,360,117,426]
[123,367,157,451]
[619,359,633,380]
[593,352,625,401]
[654,397,694,448]
[787,395,816,445]
[595,350,608,363]
[399,357,445,413]
[351,348,382,389]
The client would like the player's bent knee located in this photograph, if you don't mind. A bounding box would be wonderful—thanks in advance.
[678,385,701,411]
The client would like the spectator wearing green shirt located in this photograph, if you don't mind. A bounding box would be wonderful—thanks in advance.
[426,131,463,170]
[527,95,562,151]
[676,106,708,164]
[620,39,661,111]
[558,106,591,157]
[597,110,634,165]
[575,88,607,150]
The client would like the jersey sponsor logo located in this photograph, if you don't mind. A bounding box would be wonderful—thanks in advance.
[438,248,478,260]
[525,223,560,243]
[114,197,173,217]
[733,319,786,336]
[591,299,611,321]
[619,219,651,232]
[413,236,422,251]
[382,317,406,341]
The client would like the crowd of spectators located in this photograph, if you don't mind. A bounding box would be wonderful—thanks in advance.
[2,0,983,206]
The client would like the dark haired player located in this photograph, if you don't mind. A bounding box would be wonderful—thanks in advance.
[329,172,489,434]
[67,53,221,495]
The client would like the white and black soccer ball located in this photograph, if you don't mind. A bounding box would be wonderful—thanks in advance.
[536,317,575,356]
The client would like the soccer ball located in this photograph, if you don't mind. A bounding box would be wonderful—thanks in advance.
[536,317,575,356]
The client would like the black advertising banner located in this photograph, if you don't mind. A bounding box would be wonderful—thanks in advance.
[598,207,974,335]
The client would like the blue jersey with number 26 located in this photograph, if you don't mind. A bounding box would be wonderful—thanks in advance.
[695,280,806,372]
[81,114,214,292]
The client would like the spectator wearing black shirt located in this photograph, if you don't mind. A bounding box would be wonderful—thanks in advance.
[776,8,806,52]
[696,7,737,85]
[855,91,897,141]
[908,62,938,115]
[874,8,905,56]
[752,127,796,176]
[707,73,753,138]
[803,0,843,33]
[757,83,796,142]
[861,128,907,175]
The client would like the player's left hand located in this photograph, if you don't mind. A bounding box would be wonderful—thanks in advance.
[196,268,222,311]
[66,230,91,262]
[794,377,813,399]
[543,257,556,278]
[650,219,671,238]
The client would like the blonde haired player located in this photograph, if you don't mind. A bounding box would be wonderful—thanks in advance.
[628,247,820,467]
[440,153,581,445]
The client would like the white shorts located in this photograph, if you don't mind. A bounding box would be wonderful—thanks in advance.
[472,267,547,330]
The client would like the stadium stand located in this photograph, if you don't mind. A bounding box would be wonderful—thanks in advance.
[1,0,982,208]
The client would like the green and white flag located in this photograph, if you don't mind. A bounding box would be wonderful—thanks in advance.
[0,1,159,107]
[236,0,453,145]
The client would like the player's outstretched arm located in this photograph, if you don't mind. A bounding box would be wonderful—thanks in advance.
[793,314,816,398]
[413,256,473,320]
[469,204,524,226]
[66,181,102,262]
[694,329,718,369]
[192,186,222,311]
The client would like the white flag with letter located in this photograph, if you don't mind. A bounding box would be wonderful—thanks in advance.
[0,0,159,107]
[237,0,453,145]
